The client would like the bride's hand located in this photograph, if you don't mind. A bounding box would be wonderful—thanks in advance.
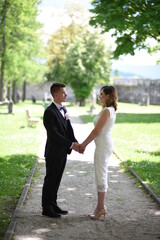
[79,143,86,154]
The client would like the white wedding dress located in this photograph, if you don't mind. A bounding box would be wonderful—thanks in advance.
[93,106,116,192]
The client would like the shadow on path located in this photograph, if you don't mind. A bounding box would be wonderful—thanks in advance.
[13,158,160,240]
[12,110,160,240]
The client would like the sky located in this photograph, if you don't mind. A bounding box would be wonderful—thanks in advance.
[40,0,90,9]
[38,0,160,78]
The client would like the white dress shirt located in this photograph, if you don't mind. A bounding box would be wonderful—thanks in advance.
[53,101,65,118]
[53,101,74,149]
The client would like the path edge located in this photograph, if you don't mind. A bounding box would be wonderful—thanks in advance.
[4,157,38,240]
[114,149,160,207]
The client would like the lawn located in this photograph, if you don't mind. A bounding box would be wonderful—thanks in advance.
[0,101,44,239]
[79,102,160,198]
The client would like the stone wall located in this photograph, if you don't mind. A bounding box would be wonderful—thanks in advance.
[23,79,160,105]
[113,78,160,105]
[25,82,75,102]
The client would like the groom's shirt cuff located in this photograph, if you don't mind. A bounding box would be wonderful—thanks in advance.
[70,142,74,149]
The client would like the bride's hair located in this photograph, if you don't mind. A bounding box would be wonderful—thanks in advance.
[101,85,118,111]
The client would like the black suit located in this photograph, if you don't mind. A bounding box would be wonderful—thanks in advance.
[42,102,77,208]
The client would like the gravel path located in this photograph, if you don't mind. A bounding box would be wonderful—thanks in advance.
[12,109,160,240]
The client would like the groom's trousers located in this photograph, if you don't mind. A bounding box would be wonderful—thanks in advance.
[42,153,67,208]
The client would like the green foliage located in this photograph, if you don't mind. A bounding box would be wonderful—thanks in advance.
[0,0,46,100]
[46,2,88,82]
[64,32,111,101]
[46,2,112,103]
[90,0,160,59]
[46,23,87,82]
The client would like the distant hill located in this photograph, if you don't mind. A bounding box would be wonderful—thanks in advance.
[112,64,160,79]
[112,70,142,78]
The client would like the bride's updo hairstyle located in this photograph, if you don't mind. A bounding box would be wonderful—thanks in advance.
[101,85,118,111]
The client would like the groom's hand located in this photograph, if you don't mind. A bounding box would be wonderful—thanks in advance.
[72,142,80,152]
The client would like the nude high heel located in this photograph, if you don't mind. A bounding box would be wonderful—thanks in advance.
[90,208,106,220]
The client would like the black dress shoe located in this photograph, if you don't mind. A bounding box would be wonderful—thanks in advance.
[42,208,61,218]
[52,205,68,215]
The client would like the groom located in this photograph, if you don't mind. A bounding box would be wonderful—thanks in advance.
[42,82,79,218]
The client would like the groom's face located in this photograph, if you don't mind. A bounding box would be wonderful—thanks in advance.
[54,87,67,104]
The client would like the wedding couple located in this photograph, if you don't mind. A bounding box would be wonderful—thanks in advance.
[42,82,117,220]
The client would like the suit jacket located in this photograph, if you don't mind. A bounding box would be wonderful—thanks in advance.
[43,102,77,158]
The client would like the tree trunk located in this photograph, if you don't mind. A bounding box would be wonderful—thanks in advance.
[12,80,17,103]
[79,99,86,106]
[7,80,11,101]
[22,80,26,101]
[0,0,7,101]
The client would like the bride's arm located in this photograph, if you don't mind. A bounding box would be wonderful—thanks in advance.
[80,108,110,150]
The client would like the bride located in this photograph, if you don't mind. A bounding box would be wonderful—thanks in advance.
[79,85,118,220]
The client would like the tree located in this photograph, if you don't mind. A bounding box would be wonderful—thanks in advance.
[0,0,45,102]
[46,24,84,82]
[64,31,112,105]
[0,0,7,101]
[89,0,160,59]
[46,1,88,82]
[46,1,112,106]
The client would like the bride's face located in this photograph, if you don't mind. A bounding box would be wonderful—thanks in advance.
[99,89,108,106]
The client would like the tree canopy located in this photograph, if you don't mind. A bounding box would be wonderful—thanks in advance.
[64,31,111,104]
[46,23,86,82]
[0,0,45,101]
[46,2,112,105]
[89,0,160,59]
[46,1,88,82]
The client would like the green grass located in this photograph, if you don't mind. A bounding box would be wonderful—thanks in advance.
[0,101,44,239]
[79,102,160,198]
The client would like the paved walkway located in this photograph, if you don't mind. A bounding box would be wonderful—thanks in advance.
[13,108,160,240]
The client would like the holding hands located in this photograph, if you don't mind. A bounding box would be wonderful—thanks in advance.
[72,142,86,154]
[79,143,86,153]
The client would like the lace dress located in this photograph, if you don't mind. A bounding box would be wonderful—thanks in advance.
[93,107,116,192]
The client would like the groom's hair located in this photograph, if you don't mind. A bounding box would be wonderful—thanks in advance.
[50,82,65,96]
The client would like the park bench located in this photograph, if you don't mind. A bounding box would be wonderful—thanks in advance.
[26,109,40,127]
[0,101,13,114]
